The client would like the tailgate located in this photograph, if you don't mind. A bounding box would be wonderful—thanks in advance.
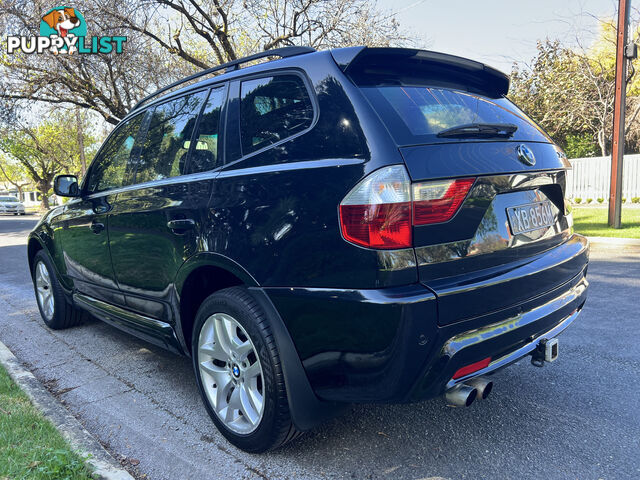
[401,143,582,325]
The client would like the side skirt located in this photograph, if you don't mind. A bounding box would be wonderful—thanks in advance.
[73,293,184,354]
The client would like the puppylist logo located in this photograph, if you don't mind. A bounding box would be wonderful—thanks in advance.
[6,6,127,55]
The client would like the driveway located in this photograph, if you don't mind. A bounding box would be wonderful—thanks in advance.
[0,215,638,480]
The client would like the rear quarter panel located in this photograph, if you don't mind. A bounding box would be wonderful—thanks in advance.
[204,54,417,289]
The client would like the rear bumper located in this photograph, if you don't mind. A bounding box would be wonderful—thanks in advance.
[266,235,589,404]
[444,298,582,390]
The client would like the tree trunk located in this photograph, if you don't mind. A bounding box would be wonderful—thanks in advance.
[17,186,23,202]
[38,181,50,210]
[598,129,607,157]
[76,109,87,176]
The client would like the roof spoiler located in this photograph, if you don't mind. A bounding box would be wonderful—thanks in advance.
[331,47,509,98]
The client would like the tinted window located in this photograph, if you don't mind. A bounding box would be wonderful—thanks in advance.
[362,86,550,145]
[86,113,144,193]
[135,91,208,183]
[240,75,313,155]
[189,87,225,173]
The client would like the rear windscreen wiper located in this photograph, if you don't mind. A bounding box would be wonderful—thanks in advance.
[436,123,518,139]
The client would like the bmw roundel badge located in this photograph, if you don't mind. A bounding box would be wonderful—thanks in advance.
[516,144,536,166]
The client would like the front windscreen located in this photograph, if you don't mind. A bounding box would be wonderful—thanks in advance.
[361,86,551,146]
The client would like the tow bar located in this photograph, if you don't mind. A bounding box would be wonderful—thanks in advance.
[531,338,559,367]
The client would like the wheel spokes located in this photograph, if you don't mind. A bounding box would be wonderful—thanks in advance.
[199,341,229,363]
[239,383,261,425]
[243,361,261,380]
[197,312,264,434]
[34,261,54,320]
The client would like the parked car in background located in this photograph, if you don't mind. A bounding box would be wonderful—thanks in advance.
[27,46,589,453]
[0,196,26,215]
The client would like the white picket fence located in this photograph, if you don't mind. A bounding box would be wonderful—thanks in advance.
[566,155,640,201]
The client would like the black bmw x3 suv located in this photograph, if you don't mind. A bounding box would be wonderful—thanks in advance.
[28,46,589,452]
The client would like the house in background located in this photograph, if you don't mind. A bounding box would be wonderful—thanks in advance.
[0,181,59,208]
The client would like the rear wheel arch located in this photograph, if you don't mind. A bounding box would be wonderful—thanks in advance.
[176,254,259,354]
[175,255,344,432]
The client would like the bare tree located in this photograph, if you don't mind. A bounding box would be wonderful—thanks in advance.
[1,0,414,126]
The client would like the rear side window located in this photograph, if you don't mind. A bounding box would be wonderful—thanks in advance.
[86,113,144,193]
[240,74,313,155]
[362,86,550,145]
[188,86,225,173]
[135,90,208,184]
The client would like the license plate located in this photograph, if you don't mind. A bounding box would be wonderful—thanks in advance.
[507,201,555,235]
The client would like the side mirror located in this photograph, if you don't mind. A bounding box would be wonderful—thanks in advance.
[53,175,79,197]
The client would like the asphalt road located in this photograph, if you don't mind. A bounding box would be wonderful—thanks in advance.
[0,215,639,480]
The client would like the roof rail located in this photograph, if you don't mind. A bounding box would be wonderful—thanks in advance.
[130,46,316,113]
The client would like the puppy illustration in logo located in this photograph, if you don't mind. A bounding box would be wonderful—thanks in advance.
[41,7,81,54]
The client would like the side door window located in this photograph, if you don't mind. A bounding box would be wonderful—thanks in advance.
[239,74,314,156]
[188,86,226,173]
[85,113,144,194]
[134,90,208,184]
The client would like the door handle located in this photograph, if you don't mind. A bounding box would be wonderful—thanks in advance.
[167,219,196,233]
[90,221,105,234]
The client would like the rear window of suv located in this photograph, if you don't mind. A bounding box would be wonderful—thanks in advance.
[361,86,551,146]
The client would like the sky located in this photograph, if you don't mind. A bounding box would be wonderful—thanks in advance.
[378,0,624,73]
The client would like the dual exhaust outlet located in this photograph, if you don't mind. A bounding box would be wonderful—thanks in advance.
[445,377,493,407]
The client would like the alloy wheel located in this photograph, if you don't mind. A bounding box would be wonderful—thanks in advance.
[197,313,265,434]
[35,261,54,321]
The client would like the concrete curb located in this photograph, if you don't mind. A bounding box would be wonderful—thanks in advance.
[586,236,640,246]
[0,340,135,480]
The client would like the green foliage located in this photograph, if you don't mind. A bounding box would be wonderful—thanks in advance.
[597,197,605,204]
[632,197,640,203]
[0,109,98,207]
[587,198,593,204]
[574,197,582,204]
[564,133,598,159]
[0,365,94,479]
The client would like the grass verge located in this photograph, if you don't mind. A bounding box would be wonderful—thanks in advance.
[572,206,640,238]
[0,364,94,479]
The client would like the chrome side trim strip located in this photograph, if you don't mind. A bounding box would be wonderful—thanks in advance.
[79,158,364,201]
[83,170,220,200]
[74,293,170,330]
[217,158,365,178]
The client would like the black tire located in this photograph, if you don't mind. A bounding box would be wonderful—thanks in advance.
[192,286,301,452]
[31,250,83,330]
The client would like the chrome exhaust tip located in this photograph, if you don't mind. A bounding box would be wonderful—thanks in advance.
[464,377,493,400]
[445,384,478,407]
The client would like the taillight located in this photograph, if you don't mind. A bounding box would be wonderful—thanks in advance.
[339,165,412,249]
[339,166,475,249]
[412,178,475,225]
